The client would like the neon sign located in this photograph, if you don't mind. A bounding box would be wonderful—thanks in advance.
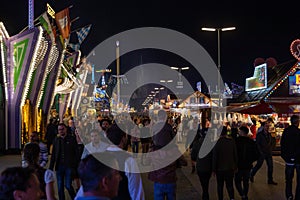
[245,63,267,92]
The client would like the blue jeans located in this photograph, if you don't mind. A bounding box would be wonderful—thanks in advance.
[56,165,76,200]
[154,182,176,200]
[285,164,300,199]
[250,153,274,182]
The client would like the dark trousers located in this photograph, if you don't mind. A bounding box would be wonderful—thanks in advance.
[131,141,140,155]
[235,169,251,197]
[197,171,212,200]
[251,153,274,182]
[285,164,300,200]
[47,142,52,154]
[56,165,76,200]
[216,170,235,200]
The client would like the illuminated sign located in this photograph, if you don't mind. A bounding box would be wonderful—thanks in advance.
[289,70,300,95]
[245,63,267,91]
[290,39,300,61]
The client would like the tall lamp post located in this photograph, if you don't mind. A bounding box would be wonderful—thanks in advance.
[171,66,189,89]
[116,41,120,109]
[160,79,173,103]
[201,27,236,106]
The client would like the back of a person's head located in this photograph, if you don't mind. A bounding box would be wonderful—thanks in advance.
[221,126,228,136]
[267,117,274,123]
[239,126,249,135]
[78,153,117,193]
[157,110,167,120]
[0,167,35,200]
[23,142,40,166]
[291,115,300,126]
[106,124,126,145]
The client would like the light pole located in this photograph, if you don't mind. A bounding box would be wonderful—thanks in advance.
[201,27,236,106]
[116,41,120,109]
[160,79,173,103]
[171,66,189,89]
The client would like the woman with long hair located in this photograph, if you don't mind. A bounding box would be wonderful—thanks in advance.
[23,142,57,200]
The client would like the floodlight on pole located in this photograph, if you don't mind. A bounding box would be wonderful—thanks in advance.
[170,66,189,89]
[160,79,173,101]
[201,26,236,106]
[116,40,120,108]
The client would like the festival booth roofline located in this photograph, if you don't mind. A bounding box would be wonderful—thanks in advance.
[227,59,300,115]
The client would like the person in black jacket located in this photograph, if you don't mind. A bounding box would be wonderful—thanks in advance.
[45,118,58,154]
[213,126,238,200]
[49,123,79,200]
[250,121,278,185]
[280,115,300,200]
[234,126,259,200]
[191,132,213,200]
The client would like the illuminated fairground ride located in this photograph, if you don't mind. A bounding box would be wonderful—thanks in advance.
[0,4,88,150]
[0,23,64,148]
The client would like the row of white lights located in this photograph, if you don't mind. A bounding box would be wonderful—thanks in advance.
[142,87,165,106]
[37,43,60,109]
[21,26,44,107]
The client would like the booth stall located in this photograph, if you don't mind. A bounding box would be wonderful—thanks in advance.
[227,59,300,152]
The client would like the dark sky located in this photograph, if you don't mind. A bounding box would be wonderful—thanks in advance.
[1,0,299,87]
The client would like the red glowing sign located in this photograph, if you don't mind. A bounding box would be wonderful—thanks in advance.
[290,39,300,61]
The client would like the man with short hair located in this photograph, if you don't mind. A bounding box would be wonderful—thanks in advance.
[99,118,112,135]
[0,167,42,200]
[281,115,300,200]
[77,153,122,200]
[49,123,79,200]
[104,123,145,200]
[76,124,145,200]
[81,129,109,159]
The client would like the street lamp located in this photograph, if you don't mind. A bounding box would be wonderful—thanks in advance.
[116,41,120,108]
[170,66,189,89]
[160,79,173,102]
[201,26,236,106]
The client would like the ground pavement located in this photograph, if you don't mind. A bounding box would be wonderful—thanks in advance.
[0,149,292,200]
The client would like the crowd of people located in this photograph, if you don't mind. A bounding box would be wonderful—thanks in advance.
[0,111,300,200]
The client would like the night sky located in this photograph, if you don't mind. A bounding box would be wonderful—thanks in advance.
[1,0,299,88]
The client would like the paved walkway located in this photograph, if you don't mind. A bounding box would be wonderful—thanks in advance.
[0,150,291,200]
